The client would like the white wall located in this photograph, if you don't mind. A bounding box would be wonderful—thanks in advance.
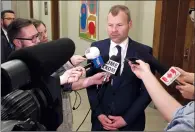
[59,1,68,38]
[126,1,142,41]
[137,1,156,47]
[12,1,156,54]
[64,1,127,55]
[32,1,52,41]
[59,1,156,55]
[11,1,30,19]
[1,1,12,10]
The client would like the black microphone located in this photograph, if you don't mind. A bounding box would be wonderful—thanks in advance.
[101,55,121,82]
[138,51,169,75]
[7,38,75,77]
[125,50,169,75]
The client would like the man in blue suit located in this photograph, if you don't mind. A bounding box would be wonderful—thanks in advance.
[86,5,155,131]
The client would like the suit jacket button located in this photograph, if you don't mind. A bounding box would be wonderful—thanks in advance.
[113,92,116,96]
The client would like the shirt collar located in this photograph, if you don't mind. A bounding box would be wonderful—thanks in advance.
[2,28,7,35]
[110,37,129,50]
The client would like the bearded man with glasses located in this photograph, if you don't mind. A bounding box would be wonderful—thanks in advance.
[7,18,40,50]
[1,18,40,63]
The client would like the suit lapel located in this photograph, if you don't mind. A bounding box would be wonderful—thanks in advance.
[100,39,111,57]
[122,38,138,76]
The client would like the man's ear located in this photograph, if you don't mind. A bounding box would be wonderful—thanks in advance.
[1,18,3,26]
[13,39,22,49]
[129,20,132,29]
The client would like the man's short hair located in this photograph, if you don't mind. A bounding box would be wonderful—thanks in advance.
[30,18,46,28]
[1,10,15,19]
[7,18,33,44]
[109,5,131,22]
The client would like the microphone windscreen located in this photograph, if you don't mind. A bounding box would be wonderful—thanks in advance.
[85,47,100,59]
[136,50,169,75]
[110,55,120,62]
[8,38,75,77]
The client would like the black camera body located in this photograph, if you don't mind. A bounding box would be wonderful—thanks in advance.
[1,59,63,131]
[1,38,76,131]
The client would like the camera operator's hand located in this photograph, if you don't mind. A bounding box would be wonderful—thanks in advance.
[60,66,85,85]
[128,60,152,79]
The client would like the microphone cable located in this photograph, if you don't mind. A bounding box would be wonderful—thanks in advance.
[76,79,108,131]
[72,91,81,110]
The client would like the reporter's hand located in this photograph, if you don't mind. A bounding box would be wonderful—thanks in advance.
[176,82,195,100]
[98,114,116,130]
[90,72,109,85]
[82,72,109,87]
[60,66,85,85]
[174,67,194,84]
[128,60,151,79]
[70,55,87,66]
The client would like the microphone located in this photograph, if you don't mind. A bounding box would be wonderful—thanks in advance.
[83,47,100,59]
[101,55,121,82]
[7,38,75,77]
[126,50,169,75]
[139,52,169,75]
[84,55,109,69]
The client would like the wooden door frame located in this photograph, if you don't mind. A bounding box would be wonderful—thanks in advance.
[152,1,163,59]
[29,0,60,40]
[29,0,33,18]
[51,0,59,40]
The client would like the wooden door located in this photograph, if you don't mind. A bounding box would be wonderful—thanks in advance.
[153,0,194,104]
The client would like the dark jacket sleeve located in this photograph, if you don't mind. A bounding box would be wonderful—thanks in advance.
[1,36,12,63]
[86,42,103,117]
[122,47,155,125]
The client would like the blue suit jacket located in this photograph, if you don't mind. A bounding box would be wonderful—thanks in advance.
[86,37,155,131]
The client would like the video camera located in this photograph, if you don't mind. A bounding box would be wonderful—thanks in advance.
[1,38,75,131]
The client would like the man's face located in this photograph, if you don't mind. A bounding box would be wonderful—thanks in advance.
[36,23,48,43]
[107,11,132,44]
[14,24,40,49]
[1,13,15,29]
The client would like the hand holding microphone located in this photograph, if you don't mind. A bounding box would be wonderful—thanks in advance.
[65,47,99,68]
[60,66,85,85]
[70,55,87,66]
[82,72,110,88]
[128,59,152,79]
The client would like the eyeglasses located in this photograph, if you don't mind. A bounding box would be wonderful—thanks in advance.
[3,18,15,21]
[15,33,40,43]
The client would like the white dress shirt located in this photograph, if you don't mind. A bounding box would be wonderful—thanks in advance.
[109,37,129,75]
[2,28,9,42]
